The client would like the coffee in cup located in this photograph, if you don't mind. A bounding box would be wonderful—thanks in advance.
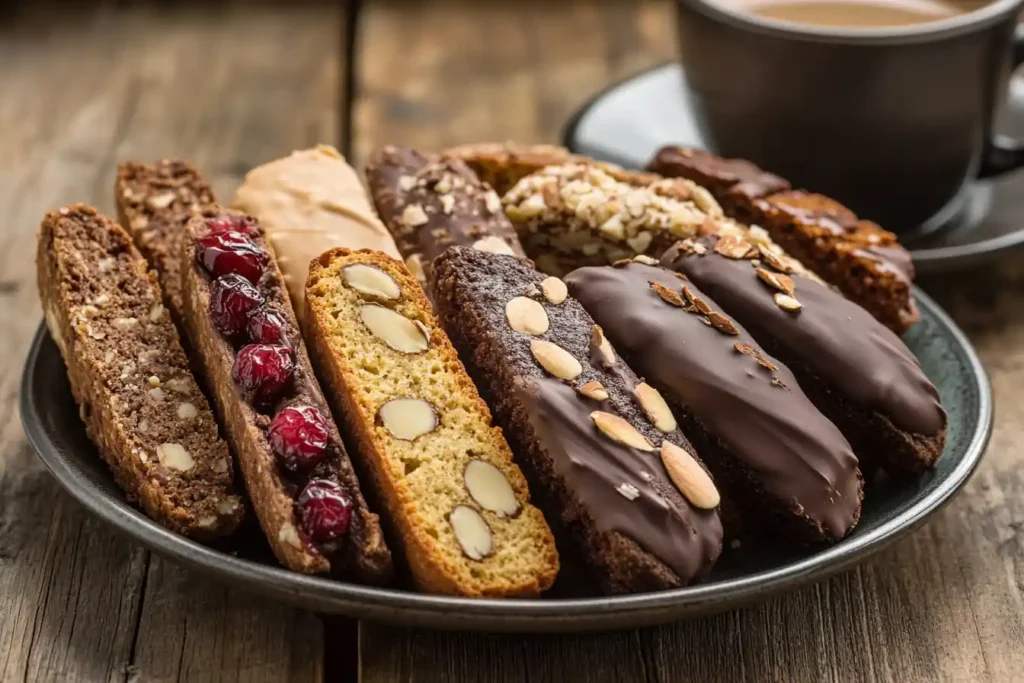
[743,0,985,28]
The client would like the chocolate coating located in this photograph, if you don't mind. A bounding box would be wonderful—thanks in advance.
[566,261,862,541]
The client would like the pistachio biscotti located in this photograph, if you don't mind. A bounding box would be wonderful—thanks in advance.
[304,248,559,597]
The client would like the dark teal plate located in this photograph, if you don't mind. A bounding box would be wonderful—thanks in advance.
[20,289,991,632]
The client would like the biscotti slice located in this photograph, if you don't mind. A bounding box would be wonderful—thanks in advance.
[646,146,919,334]
[115,160,219,324]
[304,248,558,597]
[565,259,863,544]
[442,142,584,195]
[432,246,724,594]
[231,145,402,323]
[37,204,243,538]
[180,211,392,581]
[365,145,525,287]
[662,235,947,476]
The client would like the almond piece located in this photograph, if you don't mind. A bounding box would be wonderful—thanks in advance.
[714,234,755,259]
[156,443,195,472]
[146,192,176,210]
[400,203,429,228]
[578,380,609,401]
[405,254,427,283]
[530,340,582,380]
[590,325,615,367]
[756,267,795,295]
[472,236,516,256]
[651,282,685,308]
[342,264,401,300]
[707,311,740,335]
[660,441,720,509]
[176,402,199,420]
[539,276,568,305]
[758,245,794,273]
[590,411,655,452]
[449,505,493,561]
[775,292,803,312]
[359,304,430,354]
[616,483,641,500]
[377,398,438,441]
[464,460,520,518]
[633,254,659,265]
[505,296,549,335]
[634,383,677,433]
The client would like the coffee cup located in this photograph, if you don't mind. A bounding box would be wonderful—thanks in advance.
[674,0,1024,230]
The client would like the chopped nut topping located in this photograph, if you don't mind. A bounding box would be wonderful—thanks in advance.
[758,245,794,273]
[774,292,803,312]
[400,203,429,228]
[484,190,503,215]
[707,311,740,335]
[472,236,516,256]
[756,268,795,295]
[590,411,655,452]
[616,483,641,500]
[398,175,417,192]
[633,254,659,265]
[177,402,199,420]
[714,234,755,259]
[626,231,653,254]
[146,192,176,210]
[440,194,456,215]
[733,341,778,371]
[578,380,609,401]
[651,282,686,308]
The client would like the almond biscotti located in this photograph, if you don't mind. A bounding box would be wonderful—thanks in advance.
[37,204,243,538]
[304,248,559,597]
[179,211,392,581]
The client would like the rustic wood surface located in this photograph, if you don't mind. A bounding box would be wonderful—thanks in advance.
[1,0,1023,681]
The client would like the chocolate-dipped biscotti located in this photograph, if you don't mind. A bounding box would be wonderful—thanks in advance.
[180,211,391,580]
[37,205,243,537]
[661,235,946,476]
[304,249,558,597]
[566,259,863,544]
[646,146,918,334]
[432,246,724,593]
[366,145,525,286]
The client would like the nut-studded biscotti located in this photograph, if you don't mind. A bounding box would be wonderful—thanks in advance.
[115,160,219,324]
[365,145,525,287]
[180,211,392,580]
[37,204,243,538]
[231,145,402,322]
[304,248,558,597]
[432,246,724,594]
[443,142,584,196]
[566,258,863,544]
[646,146,918,334]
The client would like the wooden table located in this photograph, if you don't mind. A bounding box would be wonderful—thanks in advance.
[2,1,1023,681]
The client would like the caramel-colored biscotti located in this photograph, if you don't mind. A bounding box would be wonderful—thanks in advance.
[304,248,559,597]
[37,204,243,538]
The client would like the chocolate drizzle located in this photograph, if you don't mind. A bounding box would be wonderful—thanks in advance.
[565,262,862,540]
[663,238,944,436]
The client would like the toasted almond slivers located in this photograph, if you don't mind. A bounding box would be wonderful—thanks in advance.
[342,264,401,300]
[651,282,686,308]
[714,234,755,259]
[634,383,677,433]
[359,304,430,354]
[707,311,740,336]
[633,254,659,266]
[505,296,549,335]
[578,380,609,401]
[775,292,803,312]
[449,505,493,561]
[377,398,438,440]
[400,203,429,228]
[660,441,720,509]
[590,411,654,452]
[539,276,568,305]
[756,267,795,295]
[590,325,615,367]
[464,460,520,518]
[530,340,582,380]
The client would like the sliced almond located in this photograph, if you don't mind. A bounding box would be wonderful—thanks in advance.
[156,443,195,472]
[714,234,755,259]
[464,460,520,518]
[590,411,654,452]
[590,325,615,367]
[472,236,516,256]
[756,268,795,295]
[634,382,677,433]
[633,254,659,266]
[774,292,803,312]
[377,397,438,440]
[400,203,429,228]
[707,311,740,335]
[530,340,582,380]
[660,441,720,509]
[539,276,567,305]
[342,264,401,300]
[651,282,685,308]
[505,296,549,335]
[449,505,493,561]
[578,380,609,401]
[359,304,430,354]
[758,245,793,273]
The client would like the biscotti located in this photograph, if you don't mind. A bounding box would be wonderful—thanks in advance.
[115,160,219,324]
[661,235,947,475]
[646,146,919,334]
[443,142,584,195]
[304,248,559,597]
[432,246,724,593]
[231,145,402,322]
[180,211,392,580]
[366,145,526,286]
[566,259,863,544]
[37,204,243,538]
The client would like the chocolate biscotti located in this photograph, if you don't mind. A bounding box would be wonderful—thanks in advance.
[115,160,219,324]
[304,248,559,597]
[366,145,525,287]
[646,146,918,333]
[662,235,947,476]
[432,246,724,593]
[180,211,392,580]
[566,259,863,544]
[37,204,243,538]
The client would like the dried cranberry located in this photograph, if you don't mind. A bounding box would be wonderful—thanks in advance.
[268,405,330,471]
[210,274,264,337]
[196,230,268,283]
[231,344,295,405]
[246,308,289,346]
[296,479,352,543]
[206,214,258,235]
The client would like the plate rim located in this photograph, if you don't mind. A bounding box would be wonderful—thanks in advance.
[19,288,992,632]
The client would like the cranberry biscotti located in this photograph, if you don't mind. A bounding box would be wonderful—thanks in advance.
[304,248,559,597]
[37,204,243,538]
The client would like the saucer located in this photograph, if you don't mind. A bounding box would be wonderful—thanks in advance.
[562,64,1024,273]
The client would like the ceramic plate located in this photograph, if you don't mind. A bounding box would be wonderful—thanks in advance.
[20,289,991,632]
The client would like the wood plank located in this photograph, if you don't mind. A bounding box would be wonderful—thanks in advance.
[352,1,1024,681]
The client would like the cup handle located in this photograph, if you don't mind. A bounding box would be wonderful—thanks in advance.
[979,24,1024,178]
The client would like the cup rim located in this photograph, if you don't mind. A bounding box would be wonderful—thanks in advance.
[679,0,1024,44]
